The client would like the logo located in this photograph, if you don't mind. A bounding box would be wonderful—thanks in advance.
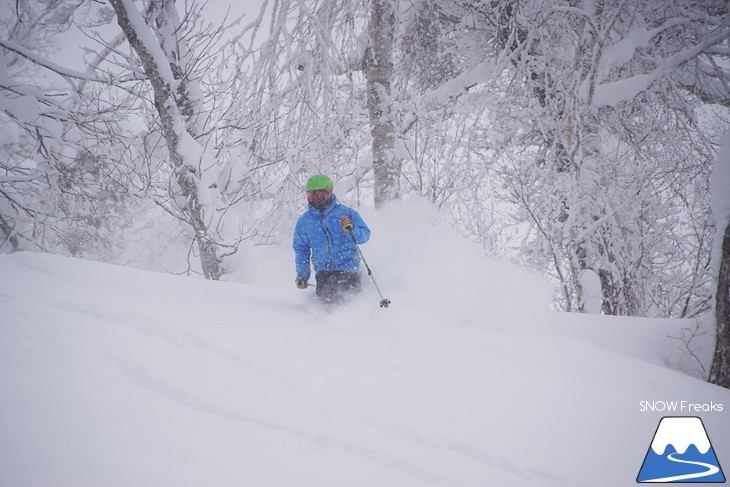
[637,417,725,483]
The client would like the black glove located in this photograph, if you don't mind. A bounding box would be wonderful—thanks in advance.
[295,276,309,289]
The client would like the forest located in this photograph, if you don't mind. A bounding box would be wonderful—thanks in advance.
[1,0,729,386]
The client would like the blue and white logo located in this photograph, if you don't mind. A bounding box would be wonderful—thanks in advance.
[637,416,725,483]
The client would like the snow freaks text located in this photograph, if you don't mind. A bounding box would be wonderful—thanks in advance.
[639,401,724,413]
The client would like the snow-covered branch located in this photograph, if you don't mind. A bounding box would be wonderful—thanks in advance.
[419,60,495,107]
[593,16,730,108]
[0,38,102,86]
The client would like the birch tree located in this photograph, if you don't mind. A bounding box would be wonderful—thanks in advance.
[108,0,224,279]
[366,0,399,208]
[710,208,730,388]
[233,0,409,209]
[710,132,730,389]
[2,0,252,276]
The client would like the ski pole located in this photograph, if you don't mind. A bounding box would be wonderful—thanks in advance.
[348,232,391,308]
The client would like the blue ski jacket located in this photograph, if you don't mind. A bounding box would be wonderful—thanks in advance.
[293,195,371,281]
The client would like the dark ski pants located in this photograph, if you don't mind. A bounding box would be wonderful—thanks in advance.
[315,270,361,304]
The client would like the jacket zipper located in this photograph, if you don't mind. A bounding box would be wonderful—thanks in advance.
[320,212,334,265]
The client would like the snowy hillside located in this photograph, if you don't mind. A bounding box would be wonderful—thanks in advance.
[2,201,729,487]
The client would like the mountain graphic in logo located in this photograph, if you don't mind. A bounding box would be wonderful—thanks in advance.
[637,416,725,483]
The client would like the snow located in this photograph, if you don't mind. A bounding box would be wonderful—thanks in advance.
[2,199,730,487]
[0,38,97,83]
[421,61,495,106]
[0,94,40,124]
[118,0,178,89]
[596,28,652,84]
[593,73,655,108]
[650,417,711,455]
[591,19,720,108]
[579,269,602,314]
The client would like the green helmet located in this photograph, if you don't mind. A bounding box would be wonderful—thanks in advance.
[306,174,333,191]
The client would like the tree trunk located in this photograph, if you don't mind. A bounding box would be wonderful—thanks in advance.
[109,0,223,280]
[365,0,399,209]
[710,220,730,388]
[0,215,20,251]
[151,0,205,138]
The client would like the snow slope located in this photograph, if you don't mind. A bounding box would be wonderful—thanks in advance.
[2,200,729,487]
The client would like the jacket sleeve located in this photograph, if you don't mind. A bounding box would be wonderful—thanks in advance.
[293,218,312,280]
[349,209,371,244]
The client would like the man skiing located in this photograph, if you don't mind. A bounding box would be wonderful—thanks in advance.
[293,175,371,304]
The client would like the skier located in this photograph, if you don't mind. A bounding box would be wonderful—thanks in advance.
[293,174,371,304]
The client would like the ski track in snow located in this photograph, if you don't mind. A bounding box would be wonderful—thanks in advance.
[108,353,463,486]
[104,329,583,487]
[641,453,720,483]
[61,299,302,389]
[60,288,582,487]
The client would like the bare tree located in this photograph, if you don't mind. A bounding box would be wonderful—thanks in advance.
[232,0,408,209]
[107,0,223,279]
[449,0,728,316]
[0,0,133,259]
[366,0,399,208]
[710,222,730,387]
[710,132,730,388]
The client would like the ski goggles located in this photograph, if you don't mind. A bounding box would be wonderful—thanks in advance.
[306,189,332,204]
